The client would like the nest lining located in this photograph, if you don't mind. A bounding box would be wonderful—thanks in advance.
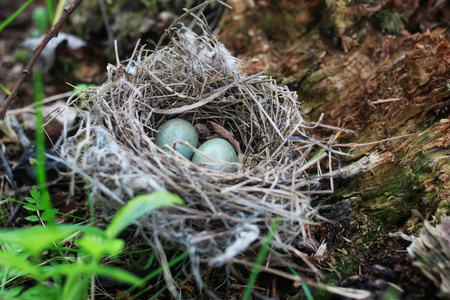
[60,25,329,286]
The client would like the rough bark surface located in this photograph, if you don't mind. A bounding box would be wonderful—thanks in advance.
[218,0,450,298]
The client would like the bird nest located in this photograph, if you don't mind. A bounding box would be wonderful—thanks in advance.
[60,25,332,286]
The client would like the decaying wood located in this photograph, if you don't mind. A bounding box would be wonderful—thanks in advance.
[218,0,449,297]
[219,0,450,225]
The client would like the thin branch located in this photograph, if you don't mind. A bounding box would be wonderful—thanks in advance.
[0,0,84,120]
[98,0,114,47]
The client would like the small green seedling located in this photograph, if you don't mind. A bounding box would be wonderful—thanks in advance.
[31,6,48,37]
[23,189,58,223]
[243,219,281,300]
[72,83,95,99]
[0,190,184,300]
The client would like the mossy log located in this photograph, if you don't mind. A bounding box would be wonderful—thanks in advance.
[219,0,449,227]
[218,0,449,297]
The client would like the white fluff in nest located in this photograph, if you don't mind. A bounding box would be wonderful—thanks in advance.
[176,26,238,74]
[207,224,260,267]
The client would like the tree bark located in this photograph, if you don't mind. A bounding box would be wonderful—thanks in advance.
[218,0,450,297]
[219,0,450,226]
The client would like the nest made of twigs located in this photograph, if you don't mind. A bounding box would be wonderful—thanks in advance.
[60,24,330,287]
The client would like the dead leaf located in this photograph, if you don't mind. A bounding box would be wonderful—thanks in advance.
[209,121,242,155]
[194,123,214,141]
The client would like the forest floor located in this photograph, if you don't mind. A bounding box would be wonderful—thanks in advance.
[1,0,449,299]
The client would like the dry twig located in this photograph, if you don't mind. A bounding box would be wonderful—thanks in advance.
[0,0,84,120]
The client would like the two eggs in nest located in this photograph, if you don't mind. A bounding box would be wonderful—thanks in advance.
[155,119,238,173]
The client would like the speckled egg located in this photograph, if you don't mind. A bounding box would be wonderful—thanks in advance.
[155,119,199,159]
[192,138,238,172]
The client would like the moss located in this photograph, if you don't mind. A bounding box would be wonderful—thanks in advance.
[320,146,444,226]
[14,49,31,64]
[256,11,297,44]
[437,200,450,209]
[325,214,383,282]
[374,9,407,35]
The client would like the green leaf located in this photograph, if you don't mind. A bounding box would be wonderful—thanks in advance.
[48,260,63,285]
[41,208,58,221]
[62,272,89,300]
[2,242,20,252]
[0,252,42,281]
[23,204,39,212]
[19,285,61,300]
[0,286,24,300]
[25,196,37,204]
[29,189,42,204]
[243,219,282,300]
[25,215,40,222]
[0,225,81,256]
[45,0,55,25]
[0,82,11,96]
[94,265,143,286]
[76,234,124,261]
[32,6,48,35]
[105,190,184,239]
[0,194,89,222]
[45,263,142,287]
[301,283,314,300]
[0,0,34,32]
[120,250,190,298]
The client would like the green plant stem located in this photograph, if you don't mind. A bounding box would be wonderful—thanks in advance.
[121,248,153,255]
[53,0,66,26]
[45,0,55,25]
[142,264,188,300]
[0,83,11,95]
[302,282,314,300]
[243,219,282,300]
[0,0,34,32]
[33,69,46,190]
[1,195,89,222]
[51,247,81,253]
[32,68,55,226]
[118,250,190,300]
[0,190,182,299]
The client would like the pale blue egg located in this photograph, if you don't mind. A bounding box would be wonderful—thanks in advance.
[155,119,199,159]
[192,138,238,172]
